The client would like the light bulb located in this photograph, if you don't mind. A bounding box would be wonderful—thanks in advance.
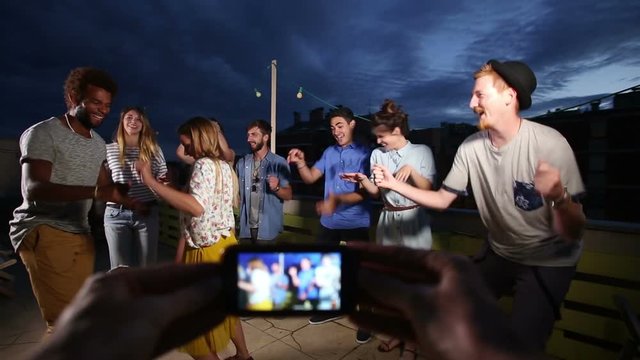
[254,89,262,98]
[296,91,303,99]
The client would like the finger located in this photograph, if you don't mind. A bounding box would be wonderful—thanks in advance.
[111,263,220,295]
[349,243,442,283]
[152,276,227,355]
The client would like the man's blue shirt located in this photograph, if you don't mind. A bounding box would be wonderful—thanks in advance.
[313,143,371,229]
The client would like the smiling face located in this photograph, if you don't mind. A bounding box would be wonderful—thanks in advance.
[373,125,403,150]
[73,84,113,130]
[330,116,355,147]
[122,109,143,137]
[469,74,513,130]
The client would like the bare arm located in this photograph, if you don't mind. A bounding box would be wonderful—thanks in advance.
[534,161,586,242]
[137,161,204,217]
[372,164,456,210]
[287,148,322,184]
[23,159,95,201]
[297,164,323,184]
[175,236,186,264]
[551,197,586,242]
[216,130,235,163]
[24,159,129,203]
[340,173,380,198]
[408,167,432,191]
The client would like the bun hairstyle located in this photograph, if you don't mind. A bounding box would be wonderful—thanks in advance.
[372,99,410,137]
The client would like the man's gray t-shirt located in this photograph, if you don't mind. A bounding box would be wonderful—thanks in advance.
[442,119,585,266]
[9,117,107,250]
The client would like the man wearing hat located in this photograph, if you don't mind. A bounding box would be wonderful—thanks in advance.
[370,59,586,352]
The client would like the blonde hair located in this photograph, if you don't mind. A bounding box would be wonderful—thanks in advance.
[115,107,160,165]
[178,117,239,209]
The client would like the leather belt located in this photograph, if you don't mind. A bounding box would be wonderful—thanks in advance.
[383,203,421,212]
[106,201,157,211]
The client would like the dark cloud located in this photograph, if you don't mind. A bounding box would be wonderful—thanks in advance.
[1,1,638,158]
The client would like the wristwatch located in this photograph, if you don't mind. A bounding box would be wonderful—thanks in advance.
[551,187,569,209]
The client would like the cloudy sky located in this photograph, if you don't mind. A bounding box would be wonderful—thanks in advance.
[1,1,639,159]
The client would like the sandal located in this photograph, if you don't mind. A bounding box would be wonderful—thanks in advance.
[377,338,403,352]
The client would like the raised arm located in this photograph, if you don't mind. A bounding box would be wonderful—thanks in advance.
[534,160,586,242]
[287,148,322,184]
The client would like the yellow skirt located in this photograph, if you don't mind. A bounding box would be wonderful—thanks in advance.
[179,233,239,358]
[249,299,273,311]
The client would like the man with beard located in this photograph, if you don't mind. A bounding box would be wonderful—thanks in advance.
[236,119,292,243]
[371,60,586,353]
[287,107,372,343]
[9,67,133,334]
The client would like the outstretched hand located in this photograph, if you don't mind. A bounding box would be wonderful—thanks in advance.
[349,243,532,360]
[29,264,226,360]
[339,172,367,183]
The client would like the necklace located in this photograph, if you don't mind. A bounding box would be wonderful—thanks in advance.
[65,114,92,138]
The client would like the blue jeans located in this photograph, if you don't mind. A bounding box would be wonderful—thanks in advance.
[104,205,160,269]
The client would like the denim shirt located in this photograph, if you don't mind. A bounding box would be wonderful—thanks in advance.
[236,151,291,240]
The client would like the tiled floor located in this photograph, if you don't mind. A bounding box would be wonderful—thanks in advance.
[0,240,417,360]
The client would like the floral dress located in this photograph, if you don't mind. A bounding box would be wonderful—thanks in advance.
[179,157,238,357]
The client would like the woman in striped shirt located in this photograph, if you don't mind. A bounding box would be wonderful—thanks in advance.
[104,106,168,269]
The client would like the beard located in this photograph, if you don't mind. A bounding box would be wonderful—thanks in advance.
[473,106,489,130]
[74,105,97,130]
[249,140,265,152]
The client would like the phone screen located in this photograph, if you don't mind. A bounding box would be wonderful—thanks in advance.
[224,245,355,315]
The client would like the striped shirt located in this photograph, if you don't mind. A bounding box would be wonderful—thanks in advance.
[105,143,168,204]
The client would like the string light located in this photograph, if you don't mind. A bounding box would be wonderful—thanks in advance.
[254,88,262,98]
[295,86,371,122]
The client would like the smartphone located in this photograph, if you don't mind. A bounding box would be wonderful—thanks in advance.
[222,244,358,316]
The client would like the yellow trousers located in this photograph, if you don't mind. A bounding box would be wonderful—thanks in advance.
[18,224,95,333]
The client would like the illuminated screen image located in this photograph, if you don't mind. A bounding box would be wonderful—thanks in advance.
[236,252,342,312]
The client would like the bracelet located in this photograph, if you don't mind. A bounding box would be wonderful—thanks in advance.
[551,187,569,209]
[273,185,280,192]
[297,164,307,170]
[93,185,99,199]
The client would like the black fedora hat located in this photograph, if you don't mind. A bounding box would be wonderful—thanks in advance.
[487,59,537,110]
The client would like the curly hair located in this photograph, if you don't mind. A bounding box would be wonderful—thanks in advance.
[372,99,410,137]
[63,67,118,110]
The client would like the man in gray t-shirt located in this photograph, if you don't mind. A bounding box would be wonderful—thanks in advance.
[9,67,133,334]
[371,60,586,352]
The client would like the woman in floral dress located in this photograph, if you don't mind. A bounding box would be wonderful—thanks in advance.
[136,117,252,360]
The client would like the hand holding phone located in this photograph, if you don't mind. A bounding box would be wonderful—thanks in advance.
[223,244,357,316]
